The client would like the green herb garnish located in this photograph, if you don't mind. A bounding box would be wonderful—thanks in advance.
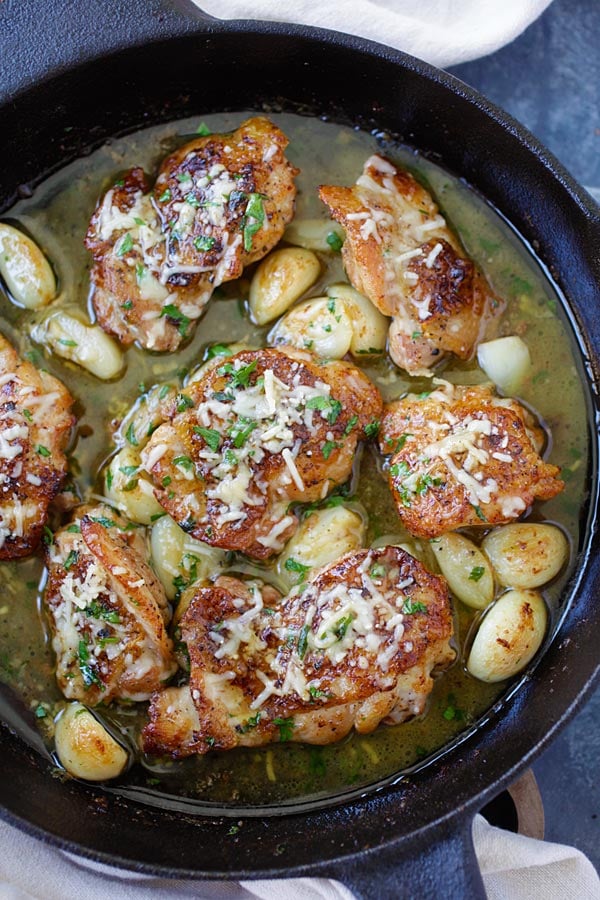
[116,233,134,257]
[272,717,295,742]
[160,303,190,338]
[194,235,216,251]
[326,231,344,252]
[242,193,265,252]
[402,598,427,615]
[193,426,221,452]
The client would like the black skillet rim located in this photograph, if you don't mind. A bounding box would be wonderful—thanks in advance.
[0,13,599,880]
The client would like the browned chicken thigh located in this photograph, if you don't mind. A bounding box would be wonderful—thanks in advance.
[141,347,382,559]
[0,332,75,559]
[44,504,176,703]
[142,546,454,757]
[85,117,298,351]
[379,380,563,538]
[319,155,502,375]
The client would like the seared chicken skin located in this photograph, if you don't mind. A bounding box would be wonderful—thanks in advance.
[142,546,454,757]
[0,332,75,559]
[44,504,176,703]
[379,380,563,538]
[319,155,501,375]
[141,347,382,559]
[85,117,298,351]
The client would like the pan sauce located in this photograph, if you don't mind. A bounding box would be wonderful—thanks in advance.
[0,112,589,806]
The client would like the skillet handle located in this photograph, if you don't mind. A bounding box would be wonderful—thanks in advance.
[323,817,485,900]
[0,0,215,106]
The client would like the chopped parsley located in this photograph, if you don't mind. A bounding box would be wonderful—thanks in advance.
[116,233,134,257]
[469,566,485,582]
[66,524,81,533]
[237,712,261,734]
[219,359,258,389]
[228,418,258,448]
[158,188,172,202]
[77,641,104,690]
[119,464,139,477]
[386,433,411,452]
[364,419,380,439]
[173,455,194,471]
[332,614,353,641]
[63,550,78,571]
[196,122,211,136]
[36,444,51,458]
[242,193,265,252]
[442,693,464,721]
[308,686,333,701]
[89,516,117,528]
[194,234,216,252]
[402,598,428,615]
[369,563,386,579]
[415,473,442,495]
[206,342,232,359]
[272,717,295,742]
[297,624,310,660]
[322,439,342,460]
[125,422,138,446]
[176,393,194,413]
[326,231,344,252]
[58,338,77,347]
[472,504,487,522]
[284,557,311,581]
[193,426,221,452]
[390,461,410,478]
[34,704,47,719]
[306,395,342,424]
[160,303,190,338]
[344,414,359,435]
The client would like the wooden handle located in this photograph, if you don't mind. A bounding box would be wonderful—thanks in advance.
[507,769,545,840]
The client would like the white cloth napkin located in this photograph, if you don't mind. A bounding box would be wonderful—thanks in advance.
[193,0,553,67]
[0,815,598,899]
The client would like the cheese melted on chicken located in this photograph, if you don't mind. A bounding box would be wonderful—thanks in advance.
[142,546,454,757]
[379,380,564,538]
[0,332,74,559]
[319,154,502,375]
[141,348,383,559]
[85,117,298,350]
[44,504,176,703]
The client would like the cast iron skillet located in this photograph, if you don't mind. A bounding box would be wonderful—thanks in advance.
[1,1,599,896]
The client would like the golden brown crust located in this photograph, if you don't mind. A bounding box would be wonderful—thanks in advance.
[319,155,502,375]
[379,381,564,538]
[43,504,176,703]
[85,117,298,351]
[154,116,298,273]
[0,332,75,559]
[142,546,455,757]
[141,347,382,559]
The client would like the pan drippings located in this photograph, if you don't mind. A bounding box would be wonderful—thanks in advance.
[0,113,588,807]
